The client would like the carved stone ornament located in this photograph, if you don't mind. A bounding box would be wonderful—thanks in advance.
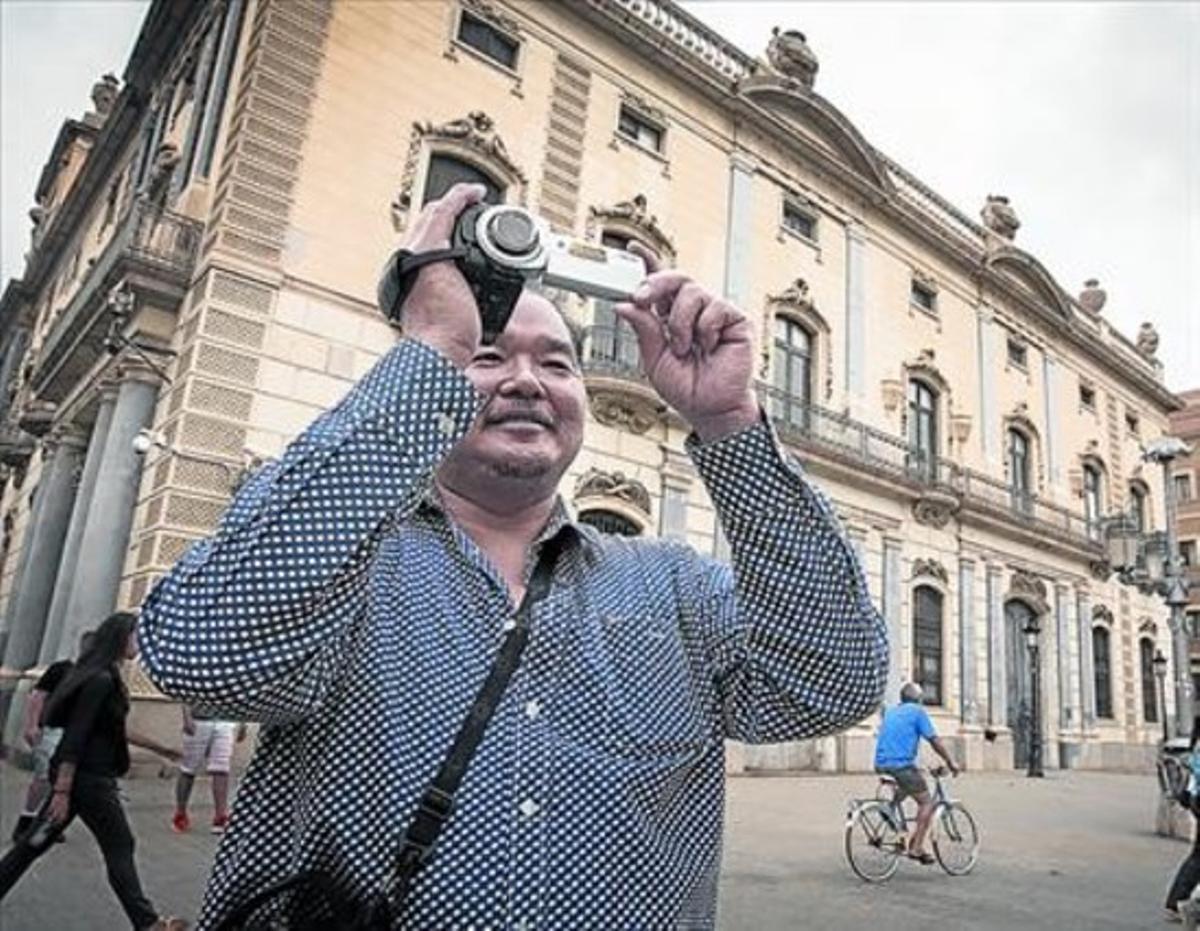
[913,269,939,294]
[91,73,119,118]
[1078,278,1106,314]
[981,194,1020,241]
[950,412,972,447]
[142,142,180,207]
[586,194,676,261]
[460,0,522,38]
[911,557,949,585]
[391,111,527,231]
[881,378,904,413]
[912,489,959,529]
[1093,604,1114,625]
[1136,322,1159,359]
[1089,559,1113,582]
[573,468,652,519]
[17,401,56,438]
[588,389,663,435]
[765,27,819,89]
[1010,569,1049,609]
[1138,616,1157,635]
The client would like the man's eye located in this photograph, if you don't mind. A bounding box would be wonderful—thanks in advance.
[472,351,503,365]
[543,358,575,372]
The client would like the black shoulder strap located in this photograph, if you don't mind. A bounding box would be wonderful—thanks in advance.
[385,535,565,904]
[377,247,467,323]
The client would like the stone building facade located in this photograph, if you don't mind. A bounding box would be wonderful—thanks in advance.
[1170,390,1200,683]
[0,0,1184,772]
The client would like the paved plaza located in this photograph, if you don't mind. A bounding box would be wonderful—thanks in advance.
[0,762,1185,929]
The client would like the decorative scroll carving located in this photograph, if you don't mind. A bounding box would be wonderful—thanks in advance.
[912,489,959,529]
[762,279,832,400]
[1088,559,1113,582]
[911,557,949,585]
[391,111,527,230]
[585,194,676,261]
[588,389,663,435]
[1093,604,1114,625]
[461,0,522,37]
[1010,569,1049,610]
[573,468,652,519]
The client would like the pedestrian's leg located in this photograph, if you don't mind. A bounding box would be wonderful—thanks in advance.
[72,775,160,930]
[211,773,229,820]
[0,803,70,900]
[174,772,194,814]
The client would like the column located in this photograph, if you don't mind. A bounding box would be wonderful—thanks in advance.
[977,306,999,469]
[1055,584,1073,731]
[844,224,867,415]
[39,391,117,664]
[0,430,86,672]
[722,151,755,309]
[59,372,159,644]
[959,557,978,724]
[882,538,903,705]
[1077,589,1096,728]
[987,563,1006,726]
[1043,355,1060,490]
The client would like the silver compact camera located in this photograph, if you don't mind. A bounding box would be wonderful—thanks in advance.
[378,204,648,343]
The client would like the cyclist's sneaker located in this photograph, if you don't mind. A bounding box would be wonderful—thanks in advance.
[211,814,230,835]
[171,811,191,833]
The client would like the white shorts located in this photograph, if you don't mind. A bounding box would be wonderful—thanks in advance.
[33,727,63,780]
[180,721,236,775]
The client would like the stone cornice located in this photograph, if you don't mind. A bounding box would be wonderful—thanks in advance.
[567,0,1179,413]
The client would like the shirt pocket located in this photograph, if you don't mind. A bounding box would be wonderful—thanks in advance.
[599,611,712,760]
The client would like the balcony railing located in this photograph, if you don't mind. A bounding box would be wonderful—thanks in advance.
[578,327,1100,549]
[32,199,203,402]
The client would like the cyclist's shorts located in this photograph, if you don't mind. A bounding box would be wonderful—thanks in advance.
[875,765,928,798]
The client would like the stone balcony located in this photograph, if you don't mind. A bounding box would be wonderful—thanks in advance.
[31,199,203,403]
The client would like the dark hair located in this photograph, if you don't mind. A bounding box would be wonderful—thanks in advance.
[43,612,136,723]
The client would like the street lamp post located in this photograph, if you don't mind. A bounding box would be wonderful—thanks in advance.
[1143,436,1195,739]
[1154,648,1170,745]
[1023,614,1045,778]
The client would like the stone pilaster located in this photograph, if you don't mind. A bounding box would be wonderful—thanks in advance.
[959,557,978,725]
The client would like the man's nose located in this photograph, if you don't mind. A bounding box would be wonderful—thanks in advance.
[497,358,546,397]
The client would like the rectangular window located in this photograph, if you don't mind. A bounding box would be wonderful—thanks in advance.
[660,485,688,542]
[617,105,664,154]
[456,10,519,70]
[910,279,937,314]
[1079,383,1096,411]
[1006,337,1027,370]
[782,200,817,241]
[1181,540,1197,567]
[1176,473,1194,503]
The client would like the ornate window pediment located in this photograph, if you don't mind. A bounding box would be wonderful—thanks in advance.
[761,278,831,403]
[585,194,675,262]
[573,468,651,534]
[911,557,949,586]
[391,111,527,231]
[985,246,1074,325]
[1092,604,1114,626]
[1008,569,1049,615]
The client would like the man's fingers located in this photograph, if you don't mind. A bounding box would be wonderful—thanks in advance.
[627,240,663,276]
[694,298,738,355]
[632,270,692,315]
[613,300,666,365]
[666,283,707,357]
[405,182,486,249]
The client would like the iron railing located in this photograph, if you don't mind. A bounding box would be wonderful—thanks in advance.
[578,326,1098,547]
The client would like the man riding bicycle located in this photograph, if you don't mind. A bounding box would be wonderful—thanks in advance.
[874,682,959,864]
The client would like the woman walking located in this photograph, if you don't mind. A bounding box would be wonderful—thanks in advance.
[0,611,188,930]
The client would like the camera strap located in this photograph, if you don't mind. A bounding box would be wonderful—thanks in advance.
[377,248,466,323]
[383,534,565,907]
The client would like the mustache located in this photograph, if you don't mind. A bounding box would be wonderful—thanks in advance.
[483,404,555,429]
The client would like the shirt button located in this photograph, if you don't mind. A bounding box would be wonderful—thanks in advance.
[524,700,541,719]
[437,412,457,436]
[519,798,540,818]
[502,619,517,633]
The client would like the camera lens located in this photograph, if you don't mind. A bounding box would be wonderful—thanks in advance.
[487,210,537,257]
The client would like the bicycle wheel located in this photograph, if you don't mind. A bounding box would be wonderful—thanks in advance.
[844,801,903,882]
[932,802,979,875]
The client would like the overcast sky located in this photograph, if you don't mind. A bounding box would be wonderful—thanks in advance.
[2,1,1197,391]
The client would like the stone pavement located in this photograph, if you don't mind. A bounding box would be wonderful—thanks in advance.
[0,762,1184,929]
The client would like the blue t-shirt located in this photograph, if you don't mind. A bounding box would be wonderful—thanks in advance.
[874,701,937,768]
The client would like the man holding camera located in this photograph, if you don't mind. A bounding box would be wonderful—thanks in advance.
[139,183,887,929]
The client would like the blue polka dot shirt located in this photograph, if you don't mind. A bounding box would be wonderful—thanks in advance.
[139,339,888,929]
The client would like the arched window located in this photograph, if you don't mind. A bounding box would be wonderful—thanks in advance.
[912,585,943,706]
[1140,639,1159,724]
[422,154,504,207]
[907,379,938,479]
[1128,483,1148,533]
[578,508,641,537]
[1008,429,1032,515]
[589,230,641,372]
[1093,625,1113,719]
[1083,464,1103,540]
[772,317,813,430]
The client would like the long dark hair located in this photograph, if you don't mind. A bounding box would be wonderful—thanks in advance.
[42,611,136,723]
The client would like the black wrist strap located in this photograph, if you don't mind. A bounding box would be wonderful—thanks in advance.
[384,535,564,905]
[377,248,467,323]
